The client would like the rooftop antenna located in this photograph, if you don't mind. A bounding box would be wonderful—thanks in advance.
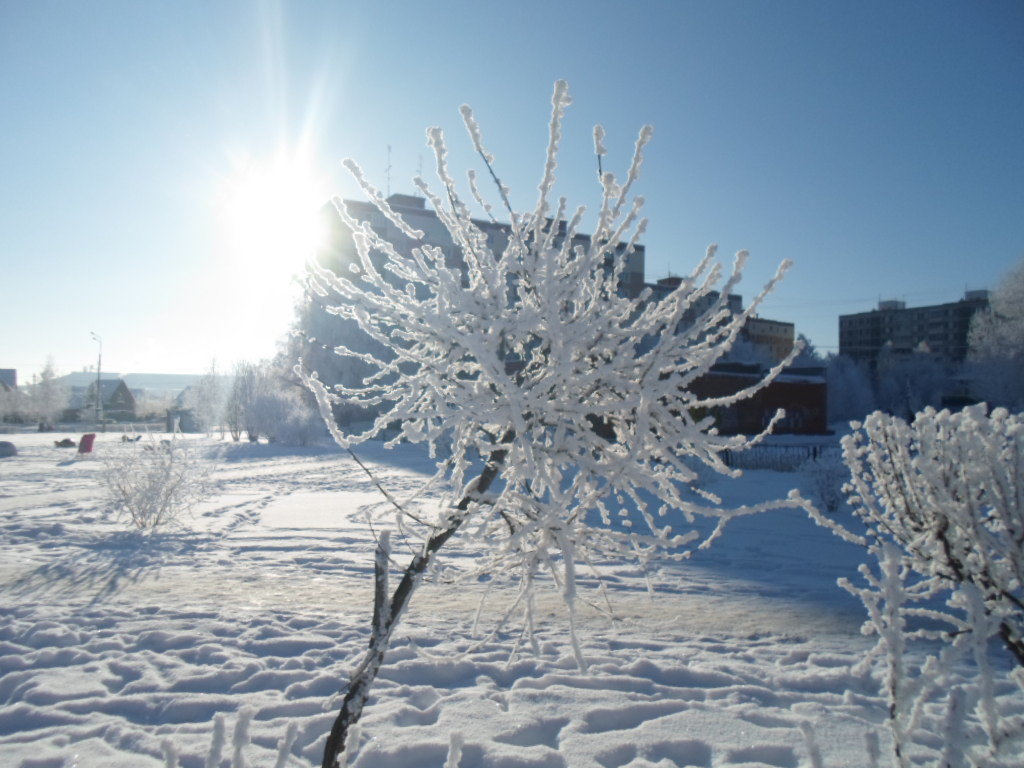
[417,153,423,180]
[386,145,392,198]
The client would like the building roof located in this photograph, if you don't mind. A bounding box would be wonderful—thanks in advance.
[58,371,203,397]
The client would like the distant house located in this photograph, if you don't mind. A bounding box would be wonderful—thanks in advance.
[0,369,16,390]
[57,371,208,421]
[691,363,828,435]
[66,379,137,421]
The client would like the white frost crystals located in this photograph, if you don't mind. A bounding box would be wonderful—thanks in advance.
[300,80,805,633]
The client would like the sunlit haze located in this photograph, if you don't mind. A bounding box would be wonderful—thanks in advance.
[2,0,1022,382]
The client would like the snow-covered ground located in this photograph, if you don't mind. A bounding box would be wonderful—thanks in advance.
[0,431,1015,767]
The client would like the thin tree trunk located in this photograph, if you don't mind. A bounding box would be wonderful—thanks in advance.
[321,438,512,768]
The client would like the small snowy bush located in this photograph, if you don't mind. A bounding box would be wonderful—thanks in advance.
[103,437,214,530]
[809,404,1024,766]
[799,449,847,514]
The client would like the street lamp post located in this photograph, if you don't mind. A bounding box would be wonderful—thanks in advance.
[90,332,103,430]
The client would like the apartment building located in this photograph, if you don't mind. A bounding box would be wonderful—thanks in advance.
[839,291,990,367]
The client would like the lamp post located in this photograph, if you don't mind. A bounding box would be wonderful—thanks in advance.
[90,332,103,430]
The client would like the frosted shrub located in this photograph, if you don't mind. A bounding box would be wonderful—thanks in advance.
[103,437,213,530]
[799,449,847,514]
[969,255,1024,410]
[251,388,322,446]
[808,404,1024,765]
[302,81,803,766]
[844,405,1024,665]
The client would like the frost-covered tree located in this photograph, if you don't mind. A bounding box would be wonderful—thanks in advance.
[826,354,875,424]
[27,357,69,427]
[808,405,1024,765]
[0,385,23,423]
[970,257,1024,361]
[135,391,176,420]
[875,346,948,419]
[184,361,224,436]
[300,81,803,767]
[791,333,824,366]
[250,382,322,446]
[225,361,320,445]
[968,256,1024,410]
[224,361,264,441]
[842,405,1024,665]
[800,449,847,515]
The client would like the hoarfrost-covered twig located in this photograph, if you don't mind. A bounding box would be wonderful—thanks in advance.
[231,706,255,768]
[205,714,226,768]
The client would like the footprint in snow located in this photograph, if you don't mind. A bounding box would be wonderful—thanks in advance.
[723,743,798,767]
[493,716,569,749]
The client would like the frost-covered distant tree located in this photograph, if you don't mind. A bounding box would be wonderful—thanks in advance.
[135,391,176,420]
[969,256,1024,409]
[800,449,847,514]
[970,257,1024,361]
[225,361,320,444]
[300,82,804,767]
[826,354,875,424]
[875,346,948,419]
[250,381,322,446]
[0,382,24,423]
[225,361,263,441]
[184,361,224,436]
[809,405,1024,765]
[28,358,69,427]
[791,333,824,366]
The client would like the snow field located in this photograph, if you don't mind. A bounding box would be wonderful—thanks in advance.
[0,432,1019,766]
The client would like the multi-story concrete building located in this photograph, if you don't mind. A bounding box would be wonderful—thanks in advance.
[322,193,646,297]
[645,276,793,361]
[742,317,795,362]
[839,291,990,368]
[646,275,742,315]
[310,193,822,431]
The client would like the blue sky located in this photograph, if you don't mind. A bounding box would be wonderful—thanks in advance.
[2,0,1022,382]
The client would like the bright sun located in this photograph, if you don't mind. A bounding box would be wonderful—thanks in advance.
[215,151,330,355]
[221,154,328,280]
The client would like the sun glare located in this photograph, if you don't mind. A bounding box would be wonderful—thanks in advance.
[215,151,330,353]
[221,154,328,278]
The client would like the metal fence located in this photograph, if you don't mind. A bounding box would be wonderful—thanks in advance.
[721,443,840,472]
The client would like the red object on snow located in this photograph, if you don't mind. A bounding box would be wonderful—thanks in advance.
[78,433,96,454]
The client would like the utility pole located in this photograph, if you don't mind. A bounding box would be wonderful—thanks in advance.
[90,332,103,430]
